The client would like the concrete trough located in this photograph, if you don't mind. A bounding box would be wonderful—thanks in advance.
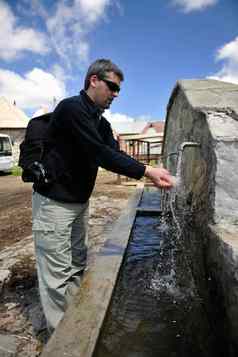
[41,185,230,357]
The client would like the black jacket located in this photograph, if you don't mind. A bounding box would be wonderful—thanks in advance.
[34,90,145,203]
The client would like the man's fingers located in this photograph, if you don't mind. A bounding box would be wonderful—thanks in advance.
[159,177,175,188]
[144,165,175,189]
[159,168,170,176]
[159,180,172,188]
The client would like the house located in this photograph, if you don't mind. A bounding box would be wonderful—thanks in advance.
[111,120,165,164]
[0,97,29,163]
[141,121,164,135]
[32,106,50,118]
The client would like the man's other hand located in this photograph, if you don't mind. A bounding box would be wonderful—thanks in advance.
[144,165,175,189]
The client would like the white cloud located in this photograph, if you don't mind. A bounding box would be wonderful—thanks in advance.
[104,109,135,124]
[216,36,238,63]
[34,0,112,67]
[137,114,157,121]
[77,0,110,24]
[208,37,238,84]
[0,68,66,110]
[173,0,218,12]
[0,1,49,60]
[0,0,114,65]
[103,110,148,134]
[51,63,72,82]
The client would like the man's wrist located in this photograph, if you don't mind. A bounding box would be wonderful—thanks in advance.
[144,165,153,177]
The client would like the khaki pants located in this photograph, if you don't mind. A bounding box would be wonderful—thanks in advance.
[32,191,89,332]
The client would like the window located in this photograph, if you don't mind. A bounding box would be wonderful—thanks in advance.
[0,137,12,156]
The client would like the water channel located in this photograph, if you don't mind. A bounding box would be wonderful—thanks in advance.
[93,188,228,357]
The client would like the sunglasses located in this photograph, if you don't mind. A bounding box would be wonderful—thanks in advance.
[100,78,121,93]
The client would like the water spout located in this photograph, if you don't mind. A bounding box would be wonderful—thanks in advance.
[161,142,201,235]
[176,142,201,187]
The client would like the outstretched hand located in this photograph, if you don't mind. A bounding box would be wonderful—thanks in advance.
[144,165,175,189]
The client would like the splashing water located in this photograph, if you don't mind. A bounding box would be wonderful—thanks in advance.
[162,142,201,238]
[156,143,201,297]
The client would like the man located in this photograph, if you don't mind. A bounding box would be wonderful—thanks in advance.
[32,59,174,333]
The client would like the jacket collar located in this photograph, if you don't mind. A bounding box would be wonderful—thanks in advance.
[80,90,103,118]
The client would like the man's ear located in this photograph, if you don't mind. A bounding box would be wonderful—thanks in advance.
[89,74,98,89]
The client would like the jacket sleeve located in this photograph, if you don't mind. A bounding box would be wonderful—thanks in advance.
[99,117,120,151]
[55,101,146,180]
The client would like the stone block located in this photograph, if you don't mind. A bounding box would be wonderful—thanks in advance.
[163,78,238,354]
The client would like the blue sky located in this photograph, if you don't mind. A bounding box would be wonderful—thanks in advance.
[0,0,237,126]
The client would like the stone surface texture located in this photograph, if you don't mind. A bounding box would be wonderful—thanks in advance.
[0,334,17,356]
[207,223,238,355]
[163,78,238,224]
[162,78,238,354]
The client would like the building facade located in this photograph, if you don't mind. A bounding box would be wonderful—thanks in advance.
[0,97,29,164]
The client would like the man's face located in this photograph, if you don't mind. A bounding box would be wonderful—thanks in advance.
[90,71,121,109]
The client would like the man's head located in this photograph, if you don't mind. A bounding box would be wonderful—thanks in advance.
[84,59,124,110]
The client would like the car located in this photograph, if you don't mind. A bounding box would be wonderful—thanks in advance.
[0,133,14,173]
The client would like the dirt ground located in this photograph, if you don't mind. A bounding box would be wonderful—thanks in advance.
[0,175,32,251]
[0,170,136,356]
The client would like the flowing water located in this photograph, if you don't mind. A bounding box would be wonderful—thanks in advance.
[93,189,225,357]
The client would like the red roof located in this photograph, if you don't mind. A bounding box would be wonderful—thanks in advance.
[141,121,165,134]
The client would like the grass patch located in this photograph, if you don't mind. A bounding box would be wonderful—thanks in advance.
[11,165,22,176]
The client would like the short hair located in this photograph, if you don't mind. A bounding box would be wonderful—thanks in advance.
[84,59,124,90]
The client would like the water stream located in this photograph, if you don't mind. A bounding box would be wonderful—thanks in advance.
[93,189,226,357]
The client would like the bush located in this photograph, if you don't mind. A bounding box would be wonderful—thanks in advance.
[11,165,22,176]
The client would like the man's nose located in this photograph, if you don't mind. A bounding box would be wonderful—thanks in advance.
[112,91,119,97]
